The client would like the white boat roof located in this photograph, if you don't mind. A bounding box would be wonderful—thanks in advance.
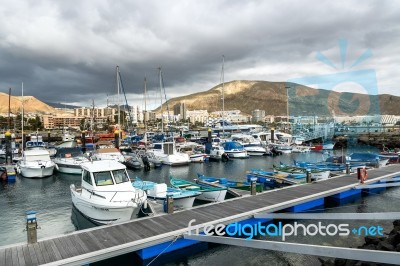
[81,160,126,172]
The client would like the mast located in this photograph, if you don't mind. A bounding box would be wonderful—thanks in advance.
[158,67,164,133]
[8,88,11,131]
[221,55,225,137]
[144,77,147,132]
[116,66,121,133]
[21,83,24,151]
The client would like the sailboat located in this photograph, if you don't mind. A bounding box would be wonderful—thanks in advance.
[149,68,190,166]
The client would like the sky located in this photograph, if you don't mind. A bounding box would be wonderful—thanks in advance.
[0,0,399,110]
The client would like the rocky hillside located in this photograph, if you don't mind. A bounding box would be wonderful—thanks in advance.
[158,80,399,116]
[0,93,56,114]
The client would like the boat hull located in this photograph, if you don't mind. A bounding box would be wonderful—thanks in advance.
[224,151,249,158]
[196,189,227,202]
[18,165,55,178]
[70,188,140,225]
[54,162,82,174]
[149,196,196,209]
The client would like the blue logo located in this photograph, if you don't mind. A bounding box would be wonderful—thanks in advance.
[286,39,380,121]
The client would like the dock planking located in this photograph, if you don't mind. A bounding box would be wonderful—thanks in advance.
[1,164,400,266]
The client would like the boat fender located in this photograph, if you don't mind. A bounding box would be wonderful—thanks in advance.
[55,164,59,170]
[143,199,148,209]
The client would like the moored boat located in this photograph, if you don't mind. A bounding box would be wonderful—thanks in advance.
[273,164,330,181]
[70,160,147,225]
[16,149,56,178]
[132,178,200,209]
[221,141,249,158]
[53,147,89,174]
[170,176,227,202]
[197,174,263,192]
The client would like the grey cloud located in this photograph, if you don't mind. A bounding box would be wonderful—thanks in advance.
[0,0,398,107]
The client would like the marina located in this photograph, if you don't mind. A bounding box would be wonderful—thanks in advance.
[1,148,400,265]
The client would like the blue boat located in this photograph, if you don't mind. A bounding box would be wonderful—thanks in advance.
[347,152,389,168]
[197,174,264,192]
[132,178,200,209]
[170,176,227,202]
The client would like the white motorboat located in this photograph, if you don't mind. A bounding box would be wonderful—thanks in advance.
[291,145,311,153]
[221,141,249,158]
[16,149,56,178]
[208,146,230,161]
[150,142,191,166]
[231,134,266,156]
[243,145,267,156]
[177,143,208,163]
[53,147,89,174]
[70,160,147,225]
[91,147,126,163]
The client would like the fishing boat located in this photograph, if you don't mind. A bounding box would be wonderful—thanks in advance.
[53,147,89,174]
[220,141,249,158]
[197,174,263,192]
[16,149,56,178]
[170,176,227,202]
[132,178,200,209]
[273,164,330,181]
[70,160,147,225]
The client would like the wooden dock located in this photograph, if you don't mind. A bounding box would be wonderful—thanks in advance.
[2,164,400,266]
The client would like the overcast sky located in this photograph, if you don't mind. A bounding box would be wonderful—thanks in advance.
[0,0,398,110]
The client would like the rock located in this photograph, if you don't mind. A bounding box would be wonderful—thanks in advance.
[389,227,400,236]
[376,241,395,251]
[386,231,400,246]
[364,236,380,245]
[318,258,335,266]
[393,220,400,227]
[334,258,348,266]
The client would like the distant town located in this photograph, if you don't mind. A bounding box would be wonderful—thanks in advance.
[1,102,400,136]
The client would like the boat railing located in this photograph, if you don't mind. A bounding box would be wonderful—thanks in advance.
[83,187,146,204]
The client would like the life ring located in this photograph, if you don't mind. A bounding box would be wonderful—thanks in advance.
[359,167,368,184]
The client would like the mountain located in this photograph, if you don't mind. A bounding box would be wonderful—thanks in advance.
[0,93,56,114]
[157,80,400,116]
[45,102,81,109]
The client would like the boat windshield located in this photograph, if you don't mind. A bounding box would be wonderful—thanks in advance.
[112,169,130,184]
[94,171,114,186]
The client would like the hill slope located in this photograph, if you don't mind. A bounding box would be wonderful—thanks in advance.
[0,93,56,114]
[159,80,398,116]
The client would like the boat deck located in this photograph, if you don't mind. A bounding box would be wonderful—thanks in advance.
[2,165,400,266]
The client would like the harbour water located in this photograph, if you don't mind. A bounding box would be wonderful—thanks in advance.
[1,145,399,265]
